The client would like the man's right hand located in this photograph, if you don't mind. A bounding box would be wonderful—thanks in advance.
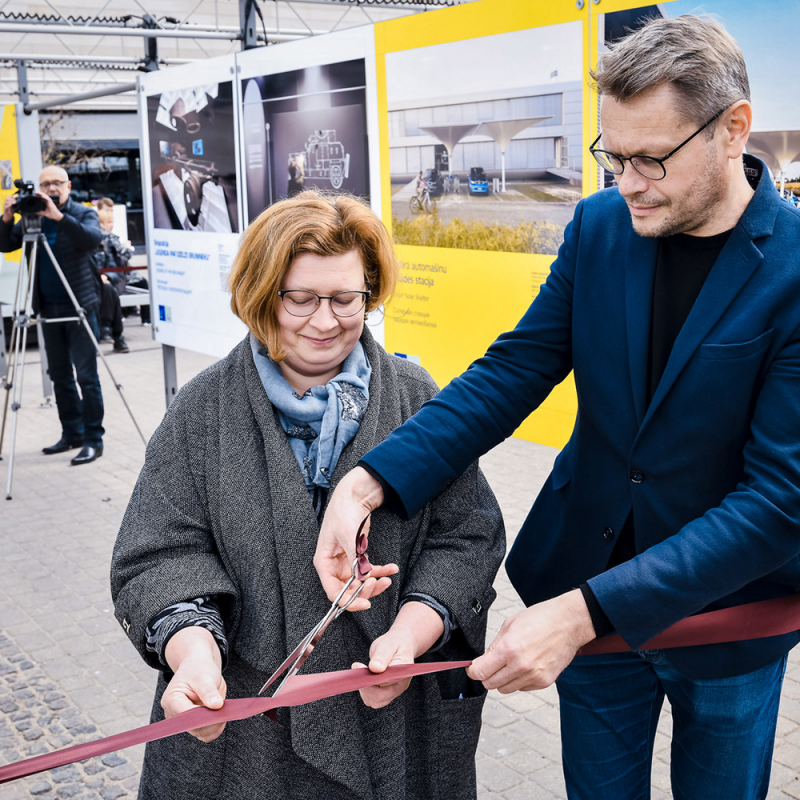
[162,626,227,743]
[2,195,16,223]
[314,466,397,611]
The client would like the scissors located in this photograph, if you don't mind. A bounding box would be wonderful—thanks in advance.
[258,516,372,698]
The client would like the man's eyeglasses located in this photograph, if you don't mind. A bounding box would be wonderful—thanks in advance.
[39,180,68,190]
[278,288,371,318]
[589,108,725,181]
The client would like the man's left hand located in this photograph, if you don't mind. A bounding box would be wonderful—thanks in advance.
[35,192,64,222]
[467,589,596,693]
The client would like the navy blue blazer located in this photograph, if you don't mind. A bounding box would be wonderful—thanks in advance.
[364,156,800,678]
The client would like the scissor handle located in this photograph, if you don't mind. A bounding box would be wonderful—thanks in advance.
[257,517,373,699]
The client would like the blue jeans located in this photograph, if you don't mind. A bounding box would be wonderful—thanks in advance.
[40,303,105,447]
[556,650,786,800]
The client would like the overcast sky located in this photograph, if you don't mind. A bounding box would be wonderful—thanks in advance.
[386,21,583,105]
[665,0,800,133]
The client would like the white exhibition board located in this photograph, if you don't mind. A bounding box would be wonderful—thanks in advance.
[138,25,382,360]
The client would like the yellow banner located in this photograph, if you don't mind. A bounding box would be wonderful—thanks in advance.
[375,0,588,448]
[0,104,21,261]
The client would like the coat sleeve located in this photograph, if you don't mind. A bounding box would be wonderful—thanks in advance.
[589,320,800,648]
[400,461,505,656]
[384,365,505,656]
[110,379,240,670]
[0,218,22,252]
[59,205,104,252]
[361,201,582,519]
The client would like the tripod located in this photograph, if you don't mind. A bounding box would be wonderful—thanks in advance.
[0,214,146,500]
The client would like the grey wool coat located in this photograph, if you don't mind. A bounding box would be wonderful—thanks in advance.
[111,328,505,800]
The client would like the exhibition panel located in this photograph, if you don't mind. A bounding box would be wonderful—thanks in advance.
[136,0,800,446]
[139,25,382,358]
[138,55,247,357]
[375,0,586,448]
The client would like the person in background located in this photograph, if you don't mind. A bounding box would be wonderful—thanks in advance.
[111,191,504,800]
[316,16,800,800]
[415,170,425,202]
[95,198,132,353]
[0,165,105,465]
[95,197,151,327]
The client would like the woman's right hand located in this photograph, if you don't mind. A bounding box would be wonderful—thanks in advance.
[162,626,227,743]
[314,466,397,610]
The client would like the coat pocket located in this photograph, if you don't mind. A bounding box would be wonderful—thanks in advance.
[699,328,773,360]
[437,689,487,800]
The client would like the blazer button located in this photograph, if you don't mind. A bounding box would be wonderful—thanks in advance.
[630,469,644,484]
[603,527,614,540]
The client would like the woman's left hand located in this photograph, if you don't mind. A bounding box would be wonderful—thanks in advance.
[353,601,445,709]
[353,629,415,709]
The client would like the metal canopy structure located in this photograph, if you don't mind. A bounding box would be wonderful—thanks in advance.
[476,116,552,191]
[747,130,800,194]
[417,123,479,176]
[419,116,555,189]
[0,0,470,113]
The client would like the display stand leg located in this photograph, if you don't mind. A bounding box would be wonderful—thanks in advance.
[163,344,178,409]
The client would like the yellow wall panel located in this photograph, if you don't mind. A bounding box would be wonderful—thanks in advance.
[376,0,588,449]
[0,104,21,261]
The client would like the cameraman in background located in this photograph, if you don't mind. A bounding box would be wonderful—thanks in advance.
[0,165,106,466]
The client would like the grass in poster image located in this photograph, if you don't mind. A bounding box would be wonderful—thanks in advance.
[390,178,577,254]
[393,213,563,255]
[511,183,565,202]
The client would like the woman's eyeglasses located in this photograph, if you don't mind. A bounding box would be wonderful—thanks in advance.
[278,289,371,318]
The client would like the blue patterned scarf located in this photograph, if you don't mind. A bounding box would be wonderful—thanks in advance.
[250,334,371,494]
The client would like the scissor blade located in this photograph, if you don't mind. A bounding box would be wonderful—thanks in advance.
[257,623,321,697]
[257,544,372,698]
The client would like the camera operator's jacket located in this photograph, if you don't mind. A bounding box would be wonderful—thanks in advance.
[0,196,104,311]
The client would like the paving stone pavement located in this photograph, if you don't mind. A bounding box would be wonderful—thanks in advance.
[0,320,799,799]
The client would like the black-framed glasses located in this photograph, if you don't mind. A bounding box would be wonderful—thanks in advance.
[589,108,725,181]
[278,288,371,318]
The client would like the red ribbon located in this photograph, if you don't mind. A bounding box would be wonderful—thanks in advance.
[580,593,800,654]
[0,661,470,786]
[4,594,800,786]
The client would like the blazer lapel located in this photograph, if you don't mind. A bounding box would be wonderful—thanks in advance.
[640,156,782,429]
[624,228,658,426]
[641,228,764,428]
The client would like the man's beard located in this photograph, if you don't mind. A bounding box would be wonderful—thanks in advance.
[627,155,724,238]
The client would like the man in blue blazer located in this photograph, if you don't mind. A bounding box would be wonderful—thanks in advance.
[316,15,800,800]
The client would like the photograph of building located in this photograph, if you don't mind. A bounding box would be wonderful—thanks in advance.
[386,22,583,255]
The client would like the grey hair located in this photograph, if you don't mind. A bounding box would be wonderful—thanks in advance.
[591,15,750,134]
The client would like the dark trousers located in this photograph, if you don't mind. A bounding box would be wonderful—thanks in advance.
[40,303,105,447]
[556,650,786,799]
[99,282,123,339]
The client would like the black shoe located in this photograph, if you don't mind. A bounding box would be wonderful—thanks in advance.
[99,327,113,343]
[113,337,130,353]
[42,437,83,455]
[70,445,103,466]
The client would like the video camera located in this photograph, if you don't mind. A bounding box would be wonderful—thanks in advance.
[13,179,47,214]
[12,179,47,233]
